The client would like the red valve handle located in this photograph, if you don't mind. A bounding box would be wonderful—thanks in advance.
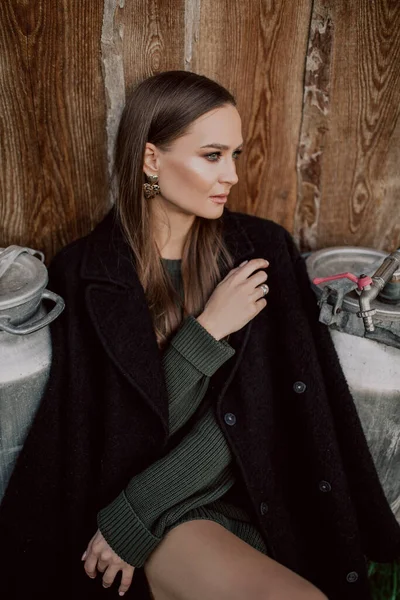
[313,272,373,291]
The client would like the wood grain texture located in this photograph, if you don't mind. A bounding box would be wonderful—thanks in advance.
[190,0,312,232]
[102,0,126,205]
[294,4,333,251]
[0,0,108,261]
[117,0,185,87]
[184,0,201,71]
[0,2,45,250]
[103,0,186,204]
[1,0,399,261]
[295,0,400,252]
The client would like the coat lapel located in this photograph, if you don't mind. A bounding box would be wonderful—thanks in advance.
[80,208,255,431]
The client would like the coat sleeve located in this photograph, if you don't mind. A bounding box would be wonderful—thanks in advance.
[283,230,400,563]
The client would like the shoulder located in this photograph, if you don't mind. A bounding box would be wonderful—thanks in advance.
[47,234,90,288]
[48,209,116,282]
[224,209,298,258]
[227,210,287,236]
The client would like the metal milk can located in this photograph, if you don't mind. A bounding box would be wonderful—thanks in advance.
[306,247,400,524]
[0,246,65,502]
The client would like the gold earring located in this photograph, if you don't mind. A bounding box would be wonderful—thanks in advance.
[143,174,160,199]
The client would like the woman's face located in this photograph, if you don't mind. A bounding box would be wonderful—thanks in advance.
[145,104,243,220]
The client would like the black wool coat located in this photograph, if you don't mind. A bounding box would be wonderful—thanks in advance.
[0,208,399,600]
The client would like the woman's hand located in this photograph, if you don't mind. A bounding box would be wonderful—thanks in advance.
[197,258,269,340]
[82,529,135,596]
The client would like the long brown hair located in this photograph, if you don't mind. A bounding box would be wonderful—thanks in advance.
[113,71,236,348]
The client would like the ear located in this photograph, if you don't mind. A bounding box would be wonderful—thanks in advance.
[143,143,160,177]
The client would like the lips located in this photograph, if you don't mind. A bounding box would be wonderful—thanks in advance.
[210,195,228,204]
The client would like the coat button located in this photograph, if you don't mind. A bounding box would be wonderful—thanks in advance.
[260,502,268,515]
[224,412,237,426]
[293,381,307,393]
[319,480,332,493]
[346,571,359,583]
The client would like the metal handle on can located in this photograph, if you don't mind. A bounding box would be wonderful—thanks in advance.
[313,272,373,290]
[0,246,45,279]
[0,290,65,335]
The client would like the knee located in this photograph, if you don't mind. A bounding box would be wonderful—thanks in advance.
[283,587,328,600]
[250,572,328,600]
[311,592,328,600]
[307,592,328,600]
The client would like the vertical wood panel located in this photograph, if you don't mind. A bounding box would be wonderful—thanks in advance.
[295,0,400,252]
[184,0,201,71]
[0,0,108,260]
[101,0,186,205]
[191,0,312,232]
[101,0,126,205]
[294,5,333,251]
[118,0,185,85]
[0,2,41,246]
[1,0,399,260]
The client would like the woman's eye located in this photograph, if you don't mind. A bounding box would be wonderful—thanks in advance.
[205,152,221,162]
[205,150,243,162]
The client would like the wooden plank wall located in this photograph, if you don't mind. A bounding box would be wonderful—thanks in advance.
[0,1,109,258]
[1,0,399,263]
[295,0,400,252]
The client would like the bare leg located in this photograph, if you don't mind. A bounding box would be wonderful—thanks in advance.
[144,520,328,600]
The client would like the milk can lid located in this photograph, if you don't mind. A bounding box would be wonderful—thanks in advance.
[0,246,48,310]
[306,246,400,317]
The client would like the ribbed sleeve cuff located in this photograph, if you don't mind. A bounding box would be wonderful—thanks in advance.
[97,491,161,568]
[170,316,235,376]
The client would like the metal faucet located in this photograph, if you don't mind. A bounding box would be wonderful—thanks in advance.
[357,250,400,331]
[313,249,400,333]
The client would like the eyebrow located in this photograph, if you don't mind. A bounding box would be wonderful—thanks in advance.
[200,143,244,150]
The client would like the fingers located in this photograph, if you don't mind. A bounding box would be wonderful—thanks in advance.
[236,258,269,281]
[223,259,249,282]
[225,258,268,283]
[102,564,119,587]
[248,269,268,289]
[81,531,97,576]
[255,297,267,313]
[82,529,135,595]
[83,552,98,579]
[102,564,135,595]
[119,568,135,596]
[102,565,135,594]
[252,283,269,302]
[84,552,135,595]
[97,557,109,572]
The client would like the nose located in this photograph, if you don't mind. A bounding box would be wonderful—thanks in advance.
[219,158,239,186]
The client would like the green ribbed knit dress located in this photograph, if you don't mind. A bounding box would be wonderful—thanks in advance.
[98,259,267,566]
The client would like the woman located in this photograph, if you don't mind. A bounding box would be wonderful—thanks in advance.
[0,71,399,600]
